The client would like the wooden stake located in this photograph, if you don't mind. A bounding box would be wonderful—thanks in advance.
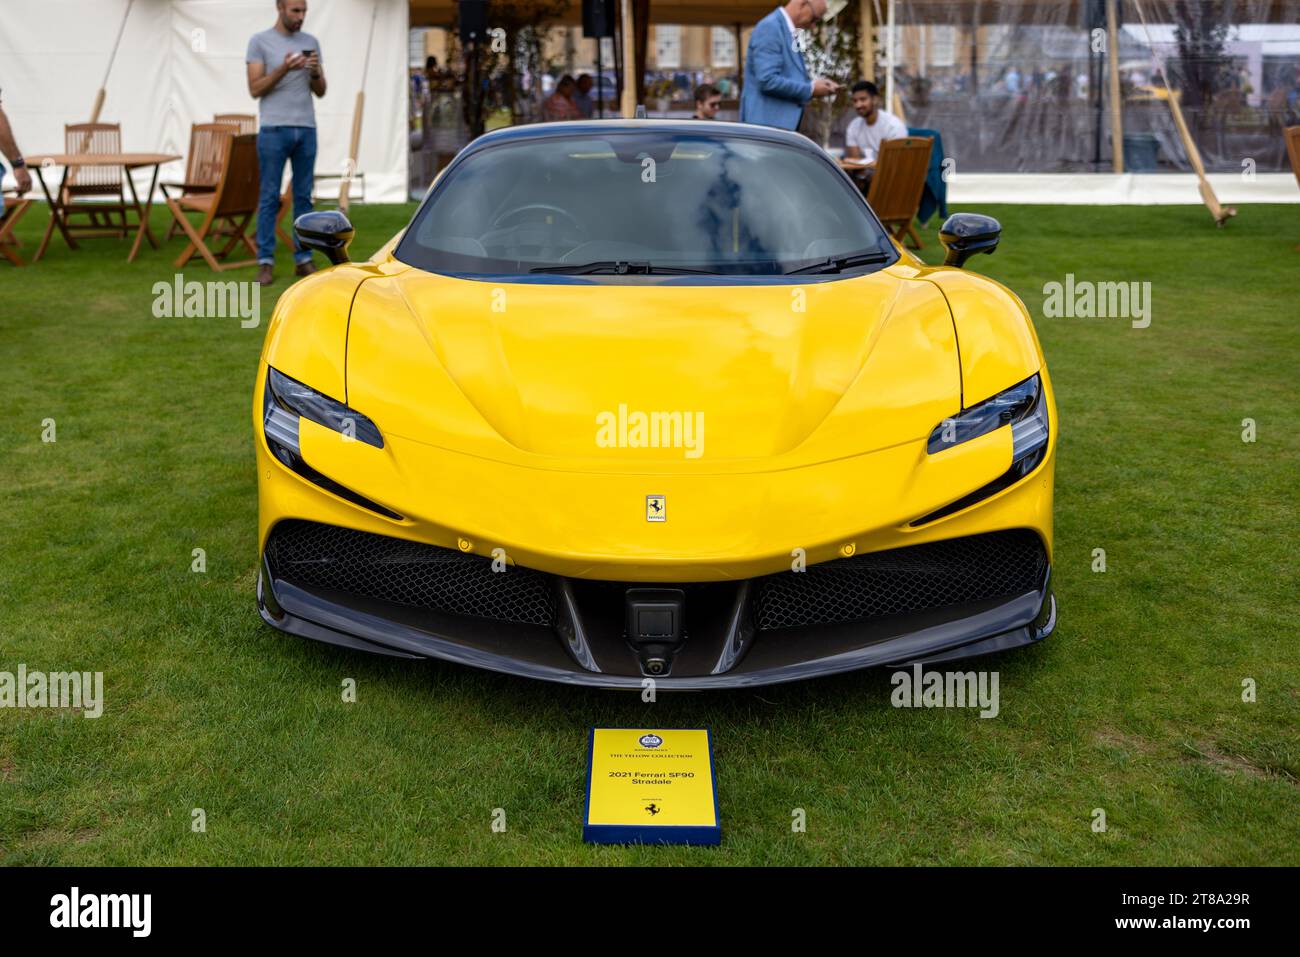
[88,89,107,126]
[340,91,364,214]
[1167,90,1234,225]
[339,2,379,213]
[75,0,133,171]
[1133,0,1235,226]
[90,0,134,124]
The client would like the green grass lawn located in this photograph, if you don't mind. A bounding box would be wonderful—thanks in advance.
[1,200,1296,865]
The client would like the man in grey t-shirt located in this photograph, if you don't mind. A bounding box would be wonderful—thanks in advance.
[246,0,327,286]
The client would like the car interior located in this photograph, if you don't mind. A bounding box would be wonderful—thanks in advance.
[407,136,888,273]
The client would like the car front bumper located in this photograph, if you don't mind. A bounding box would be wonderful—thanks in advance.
[257,521,1056,689]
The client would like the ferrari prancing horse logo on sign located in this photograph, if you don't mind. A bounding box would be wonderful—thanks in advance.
[646,494,666,522]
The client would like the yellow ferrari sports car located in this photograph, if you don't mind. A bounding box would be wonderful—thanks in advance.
[255,120,1057,688]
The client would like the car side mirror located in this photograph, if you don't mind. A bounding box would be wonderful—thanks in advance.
[294,210,354,265]
[939,213,1001,269]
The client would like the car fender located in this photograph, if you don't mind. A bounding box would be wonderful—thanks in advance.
[258,263,387,404]
[919,268,1046,408]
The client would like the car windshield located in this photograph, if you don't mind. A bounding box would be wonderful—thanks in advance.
[394,129,897,278]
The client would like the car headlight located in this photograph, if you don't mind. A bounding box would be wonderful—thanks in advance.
[912,374,1049,526]
[928,373,1047,467]
[262,368,400,519]
[264,367,383,460]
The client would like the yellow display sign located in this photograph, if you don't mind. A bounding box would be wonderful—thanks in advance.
[584,728,720,846]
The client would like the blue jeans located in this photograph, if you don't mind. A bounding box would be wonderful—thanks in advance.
[256,126,316,265]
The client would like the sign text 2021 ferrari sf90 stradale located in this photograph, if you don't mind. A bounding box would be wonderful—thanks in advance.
[255,120,1057,688]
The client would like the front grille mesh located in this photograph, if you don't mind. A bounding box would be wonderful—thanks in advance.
[267,522,1043,635]
[754,530,1046,631]
[266,520,556,626]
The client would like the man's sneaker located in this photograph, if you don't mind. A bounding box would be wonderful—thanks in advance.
[295,260,317,277]
[256,264,274,286]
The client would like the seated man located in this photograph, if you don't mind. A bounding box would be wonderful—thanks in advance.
[692,83,722,120]
[844,80,908,192]
[542,75,583,122]
[573,74,596,118]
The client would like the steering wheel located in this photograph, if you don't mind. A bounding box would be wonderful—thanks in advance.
[491,203,584,234]
[483,203,587,262]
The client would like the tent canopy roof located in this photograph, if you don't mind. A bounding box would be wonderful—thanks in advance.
[410,0,774,28]
[410,0,1294,30]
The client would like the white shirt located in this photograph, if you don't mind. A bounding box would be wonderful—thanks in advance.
[777,6,811,100]
[779,6,798,41]
[845,109,909,164]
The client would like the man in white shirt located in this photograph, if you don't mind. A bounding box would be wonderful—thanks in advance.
[844,80,908,191]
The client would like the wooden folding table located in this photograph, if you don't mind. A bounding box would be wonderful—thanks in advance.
[25,152,180,263]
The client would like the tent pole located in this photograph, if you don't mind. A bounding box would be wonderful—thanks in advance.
[885,0,895,111]
[735,23,743,98]
[620,0,636,117]
[1106,0,1123,172]
[891,0,907,121]
[860,0,874,82]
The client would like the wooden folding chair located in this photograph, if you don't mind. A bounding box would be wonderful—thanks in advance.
[166,133,260,271]
[61,122,130,237]
[866,136,934,250]
[1286,126,1300,251]
[1,190,33,266]
[213,114,289,244]
[162,123,240,240]
[214,113,258,135]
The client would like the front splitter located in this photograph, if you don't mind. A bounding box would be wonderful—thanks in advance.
[258,557,1056,689]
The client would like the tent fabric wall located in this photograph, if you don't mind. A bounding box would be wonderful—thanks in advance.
[0,0,408,203]
[891,0,1300,174]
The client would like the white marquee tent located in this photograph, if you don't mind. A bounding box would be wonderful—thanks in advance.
[0,0,409,203]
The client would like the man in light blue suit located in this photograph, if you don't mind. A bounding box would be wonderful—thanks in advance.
[740,0,840,130]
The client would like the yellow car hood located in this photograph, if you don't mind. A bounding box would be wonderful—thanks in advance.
[344,264,961,473]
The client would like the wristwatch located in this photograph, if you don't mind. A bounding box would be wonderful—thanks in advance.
[11,157,25,169]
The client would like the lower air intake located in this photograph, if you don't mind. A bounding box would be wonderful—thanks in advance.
[265,520,556,626]
[754,530,1046,631]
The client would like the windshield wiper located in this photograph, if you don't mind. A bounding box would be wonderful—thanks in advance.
[784,251,891,275]
[530,260,714,275]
